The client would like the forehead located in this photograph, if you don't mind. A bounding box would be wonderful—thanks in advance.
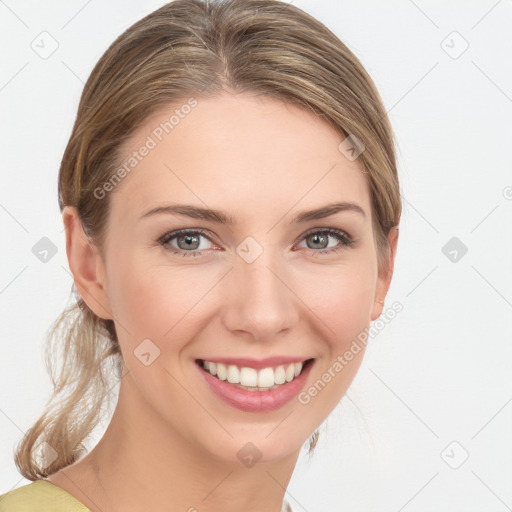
[109,93,371,224]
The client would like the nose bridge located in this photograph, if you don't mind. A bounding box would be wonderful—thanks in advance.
[222,244,298,339]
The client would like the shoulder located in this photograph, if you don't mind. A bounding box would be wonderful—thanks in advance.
[0,480,91,511]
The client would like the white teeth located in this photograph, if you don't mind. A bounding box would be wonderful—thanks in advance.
[227,365,240,384]
[274,365,286,385]
[201,359,306,388]
[240,367,258,387]
[216,363,227,381]
[285,364,295,382]
[257,367,275,388]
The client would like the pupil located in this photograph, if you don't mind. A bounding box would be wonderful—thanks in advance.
[309,233,327,249]
[179,234,199,250]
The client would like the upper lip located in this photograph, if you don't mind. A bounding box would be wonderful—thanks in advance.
[197,356,313,370]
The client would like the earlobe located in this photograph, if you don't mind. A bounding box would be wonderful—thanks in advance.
[62,206,113,320]
[370,226,399,322]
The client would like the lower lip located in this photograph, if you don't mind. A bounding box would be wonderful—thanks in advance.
[196,359,314,412]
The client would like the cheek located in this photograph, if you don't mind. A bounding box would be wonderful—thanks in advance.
[293,262,376,417]
[295,258,377,343]
[106,255,219,353]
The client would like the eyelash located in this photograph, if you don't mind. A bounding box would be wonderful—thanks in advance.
[158,228,355,258]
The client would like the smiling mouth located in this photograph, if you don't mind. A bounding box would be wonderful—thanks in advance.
[195,358,314,391]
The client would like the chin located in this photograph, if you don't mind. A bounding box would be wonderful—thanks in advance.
[198,425,309,466]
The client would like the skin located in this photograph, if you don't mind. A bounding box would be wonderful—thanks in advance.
[46,92,398,512]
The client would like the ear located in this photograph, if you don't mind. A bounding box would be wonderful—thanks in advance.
[62,206,113,320]
[370,226,399,321]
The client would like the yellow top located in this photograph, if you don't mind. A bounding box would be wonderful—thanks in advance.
[0,480,91,511]
[0,479,295,511]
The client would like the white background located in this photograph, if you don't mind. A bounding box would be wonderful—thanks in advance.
[1,1,511,510]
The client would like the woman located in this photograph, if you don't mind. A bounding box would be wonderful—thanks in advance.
[0,0,400,510]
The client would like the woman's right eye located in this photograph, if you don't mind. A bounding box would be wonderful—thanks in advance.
[158,229,216,257]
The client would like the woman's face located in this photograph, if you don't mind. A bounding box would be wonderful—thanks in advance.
[74,92,396,464]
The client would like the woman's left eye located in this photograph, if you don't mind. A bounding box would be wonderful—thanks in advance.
[158,228,354,257]
[296,228,355,255]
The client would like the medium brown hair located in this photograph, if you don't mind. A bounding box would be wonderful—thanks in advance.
[15,0,401,480]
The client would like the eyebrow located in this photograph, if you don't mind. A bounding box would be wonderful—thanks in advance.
[139,201,366,224]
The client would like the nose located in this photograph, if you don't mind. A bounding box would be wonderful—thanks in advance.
[220,248,300,342]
